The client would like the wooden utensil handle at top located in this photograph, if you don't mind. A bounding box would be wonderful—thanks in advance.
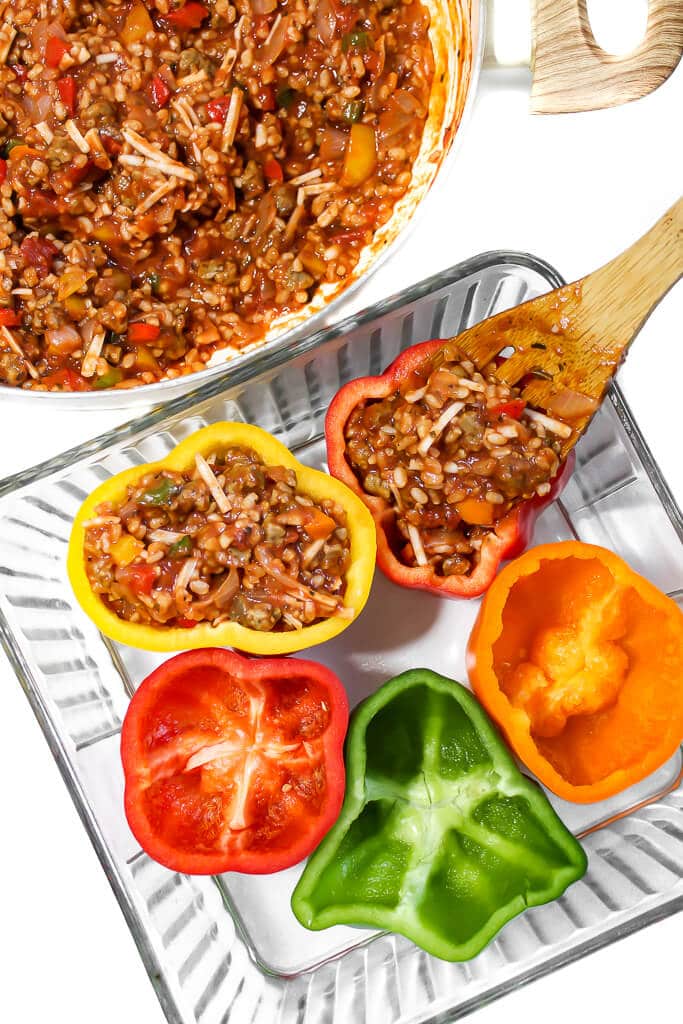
[531,0,683,114]
[576,195,683,349]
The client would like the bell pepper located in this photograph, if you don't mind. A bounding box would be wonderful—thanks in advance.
[468,541,683,803]
[56,76,78,116]
[148,73,172,109]
[263,157,283,182]
[326,339,573,599]
[0,308,20,327]
[45,35,70,69]
[128,321,161,343]
[341,123,377,187]
[121,648,348,874]
[165,2,209,29]
[122,3,155,47]
[67,422,376,654]
[292,669,586,960]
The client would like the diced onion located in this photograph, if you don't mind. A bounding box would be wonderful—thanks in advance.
[314,0,336,44]
[252,192,277,245]
[319,127,348,162]
[31,18,66,55]
[546,389,599,421]
[256,14,289,66]
[378,90,422,142]
[23,90,53,123]
[45,325,82,354]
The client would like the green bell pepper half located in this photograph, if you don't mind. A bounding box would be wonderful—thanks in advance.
[291,669,587,961]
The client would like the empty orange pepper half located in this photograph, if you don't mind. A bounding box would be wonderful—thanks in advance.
[467,541,683,803]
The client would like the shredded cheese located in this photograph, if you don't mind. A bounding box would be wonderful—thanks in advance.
[416,401,465,456]
[65,119,90,154]
[194,453,231,513]
[524,408,572,439]
[408,524,428,566]
[221,88,243,152]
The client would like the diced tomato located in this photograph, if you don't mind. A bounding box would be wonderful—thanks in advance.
[175,617,198,628]
[118,562,157,596]
[166,2,209,29]
[326,227,368,245]
[263,157,283,182]
[255,85,275,111]
[0,159,6,186]
[207,96,231,124]
[488,399,526,421]
[45,35,70,69]
[0,308,19,327]
[41,368,89,391]
[330,0,358,33]
[20,235,58,278]
[128,322,161,343]
[10,64,28,82]
[100,133,123,157]
[362,50,382,79]
[20,189,64,219]
[51,158,94,194]
[56,76,78,115]
[148,73,172,109]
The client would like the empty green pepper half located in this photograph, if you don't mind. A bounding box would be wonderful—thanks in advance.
[292,669,587,961]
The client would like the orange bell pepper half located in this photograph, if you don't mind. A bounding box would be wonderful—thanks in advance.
[467,541,683,802]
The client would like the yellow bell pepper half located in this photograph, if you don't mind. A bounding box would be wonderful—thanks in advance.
[67,422,377,654]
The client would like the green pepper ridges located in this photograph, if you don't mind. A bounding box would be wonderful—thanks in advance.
[292,669,587,961]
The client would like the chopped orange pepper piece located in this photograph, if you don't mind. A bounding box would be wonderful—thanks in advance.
[110,535,145,567]
[122,3,155,47]
[457,498,493,526]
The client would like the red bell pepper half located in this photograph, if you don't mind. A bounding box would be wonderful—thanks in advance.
[325,338,573,599]
[121,648,349,874]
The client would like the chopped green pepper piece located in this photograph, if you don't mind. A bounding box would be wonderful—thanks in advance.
[139,477,182,507]
[3,137,23,157]
[276,87,295,109]
[343,100,364,124]
[342,30,370,53]
[145,271,161,295]
[93,368,124,389]
[168,535,193,558]
[292,670,587,962]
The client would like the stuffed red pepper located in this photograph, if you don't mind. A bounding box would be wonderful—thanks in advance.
[326,338,572,598]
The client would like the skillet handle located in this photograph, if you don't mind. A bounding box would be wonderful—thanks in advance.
[530,0,683,113]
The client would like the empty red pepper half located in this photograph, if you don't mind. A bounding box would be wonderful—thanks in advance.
[326,339,573,599]
[121,648,348,874]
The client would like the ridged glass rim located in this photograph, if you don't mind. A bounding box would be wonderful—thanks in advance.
[0,249,681,1024]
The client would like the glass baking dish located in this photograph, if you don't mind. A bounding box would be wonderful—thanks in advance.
[0,251,681,1024]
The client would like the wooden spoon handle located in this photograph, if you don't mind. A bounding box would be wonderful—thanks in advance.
[531,0,683,114]
[576,195,683,353]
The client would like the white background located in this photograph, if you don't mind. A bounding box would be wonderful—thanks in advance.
[0,2,681,1021]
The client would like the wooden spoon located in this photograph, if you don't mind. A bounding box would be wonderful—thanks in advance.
[453,196,682,457]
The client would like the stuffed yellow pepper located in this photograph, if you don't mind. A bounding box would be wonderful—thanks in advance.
[68,423,376,654]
